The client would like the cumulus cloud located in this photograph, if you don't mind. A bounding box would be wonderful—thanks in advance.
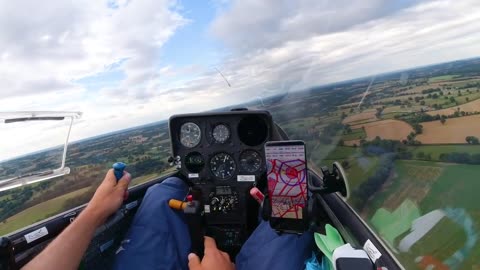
[210,0,421,52]
[0,0,186,99]
[2,0,480,160]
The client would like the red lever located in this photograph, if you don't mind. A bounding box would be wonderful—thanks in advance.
[187,194,193,203]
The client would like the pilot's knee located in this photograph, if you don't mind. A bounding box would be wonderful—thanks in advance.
[145,177,188,199]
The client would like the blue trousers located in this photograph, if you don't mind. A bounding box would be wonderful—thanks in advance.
[113,177,313,270]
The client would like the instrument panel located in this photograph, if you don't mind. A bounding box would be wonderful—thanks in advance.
[169,110,279,254]
[169,111,274,184]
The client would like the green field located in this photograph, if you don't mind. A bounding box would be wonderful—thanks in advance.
[323,156,380,191]
[323,145,360,160]
[429,75,460,82]
[341,128,366,141]
[371,199,420,246]
[0,187,91,235]
[409,145,480,160]
[0,194,12,202]
[365,159,480,269]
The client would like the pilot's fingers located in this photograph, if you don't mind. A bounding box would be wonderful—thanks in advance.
[187,253,201,270]
[116,172,131,193]
[221,251,230,260]
[204,236,218,251]
[104,169,118,186]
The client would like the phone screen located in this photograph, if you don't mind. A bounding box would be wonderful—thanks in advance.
[265,141,307,220]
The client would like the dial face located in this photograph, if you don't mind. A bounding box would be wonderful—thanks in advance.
[210,153,236,180]
[185,152,204,173]
[240,150,262,173]
[212,124,230,143]
[180,122,201,148]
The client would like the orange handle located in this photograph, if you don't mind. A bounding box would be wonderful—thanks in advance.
[169,199,187,210]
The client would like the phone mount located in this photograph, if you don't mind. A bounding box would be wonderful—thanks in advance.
[308,162,350,200]
[261,162,350,234]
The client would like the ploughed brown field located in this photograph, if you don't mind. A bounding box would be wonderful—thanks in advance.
[426,98,480,116]
[416,114,480,144]
[343,110,377,124]
[351,119,414,141]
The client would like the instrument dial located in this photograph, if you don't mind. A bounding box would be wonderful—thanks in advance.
[210,153,236,180]
[212,124,230,143]
[180,122,201,148]
[240,150,262,173]
[185,152,205,173]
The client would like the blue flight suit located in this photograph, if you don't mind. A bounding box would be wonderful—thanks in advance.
[114,177,313,270]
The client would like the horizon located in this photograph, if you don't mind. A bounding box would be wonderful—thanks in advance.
[1,54,479,163]
[3,0,480,160]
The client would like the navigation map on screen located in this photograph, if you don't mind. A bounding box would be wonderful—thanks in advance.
[266,144,307,219]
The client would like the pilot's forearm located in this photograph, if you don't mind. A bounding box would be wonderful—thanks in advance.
[22,205,104,270]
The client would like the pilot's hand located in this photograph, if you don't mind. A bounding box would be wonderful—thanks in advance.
[85,169,131,226]
[188,237,235,270]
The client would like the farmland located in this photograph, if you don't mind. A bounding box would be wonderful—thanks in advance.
[351,119,414,142]
[426,98,480,116]
[416,115,480,144]
[0,187,91,235]
[270,57,480,269]
[2,57,480,268]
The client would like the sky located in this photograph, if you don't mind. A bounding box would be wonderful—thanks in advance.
[1,0,480,160]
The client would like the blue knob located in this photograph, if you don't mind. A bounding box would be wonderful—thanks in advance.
[113,162,126,181]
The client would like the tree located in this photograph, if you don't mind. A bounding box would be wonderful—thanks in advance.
[449,96,456,103]
[440,115,447,125]
[413,123,423,134]
[458,91,462,96]
[341,160,350,169]
[344,125,352,134]
[466,97,470,102]
[466,136,480,145]
[420,100,426,106]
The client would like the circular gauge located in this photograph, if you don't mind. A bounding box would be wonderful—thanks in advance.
[238,116,268,146]
[185,152,204,173]
[210,153,236,180]
[212,124,230,143]
[180,122,201,148]
[240,150,262,173]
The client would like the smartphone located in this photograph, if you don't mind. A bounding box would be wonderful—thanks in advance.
[265,140,308,233]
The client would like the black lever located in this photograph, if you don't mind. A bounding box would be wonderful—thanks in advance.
[184,199,205,258]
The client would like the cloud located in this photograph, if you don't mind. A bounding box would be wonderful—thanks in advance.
[0,0,186,99]
[206,0,480,92]
[210,0,421,52]
[2,0,480,160]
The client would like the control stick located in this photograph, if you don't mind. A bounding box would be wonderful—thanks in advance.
[169,191,205,258]
[112,162,126,181]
